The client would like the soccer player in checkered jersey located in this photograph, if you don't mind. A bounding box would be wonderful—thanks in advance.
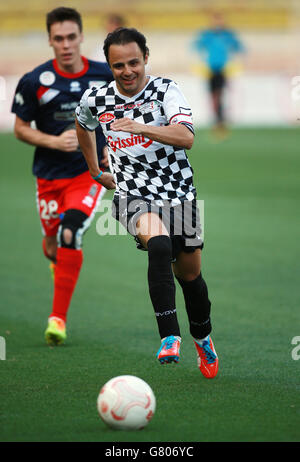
[75,28,218,378]
[11,7,113,345]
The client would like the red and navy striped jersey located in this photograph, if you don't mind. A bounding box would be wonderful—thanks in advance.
[11,57,112,179]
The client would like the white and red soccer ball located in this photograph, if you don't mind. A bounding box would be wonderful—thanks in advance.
[97,375,156,430]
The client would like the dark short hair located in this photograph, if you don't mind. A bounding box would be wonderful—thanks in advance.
[103,28,149,65]
[46,7,83,34]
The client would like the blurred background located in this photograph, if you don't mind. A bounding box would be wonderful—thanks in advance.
[1,1,300,443]
[0,0,299,130]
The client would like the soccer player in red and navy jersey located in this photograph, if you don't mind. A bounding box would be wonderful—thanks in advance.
[11,7,113,345]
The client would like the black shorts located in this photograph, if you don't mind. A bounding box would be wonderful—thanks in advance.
[112,194,203,261]
[209,70,226,92]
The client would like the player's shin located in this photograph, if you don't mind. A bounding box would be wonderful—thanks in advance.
[176,273,212,339]
[147,235,180,339]
[49,209,87,322]
[50,247,83,322]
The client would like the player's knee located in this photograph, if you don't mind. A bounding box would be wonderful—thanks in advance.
[147,236,174,291]
[147,235,172,262]
[62,228,73,246]
[176,270,201,284]
[57,209,89,249]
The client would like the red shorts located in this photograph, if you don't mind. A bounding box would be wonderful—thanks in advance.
[36,170,105,237]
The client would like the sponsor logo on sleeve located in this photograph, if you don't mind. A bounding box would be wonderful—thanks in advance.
[15,92,24,105]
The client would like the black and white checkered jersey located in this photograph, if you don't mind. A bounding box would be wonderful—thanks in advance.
[76,76,196,206]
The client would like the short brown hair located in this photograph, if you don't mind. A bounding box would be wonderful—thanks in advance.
[103,28,149,65]
[46,7,82,34]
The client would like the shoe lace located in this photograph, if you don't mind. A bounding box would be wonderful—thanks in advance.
[199,340,216,364]
[164,336,177,350]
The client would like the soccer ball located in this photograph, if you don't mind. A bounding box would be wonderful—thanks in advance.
[97,375,156,430]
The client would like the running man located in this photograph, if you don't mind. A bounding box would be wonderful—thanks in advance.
[11,7,112,345]
[192,11,244,134]
[75,28,218,378]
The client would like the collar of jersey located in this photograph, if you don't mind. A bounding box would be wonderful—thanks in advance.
[113,75,155,100]
[52,56,89,79]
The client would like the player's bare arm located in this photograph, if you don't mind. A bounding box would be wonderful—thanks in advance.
[75,119,116,189]
[110,117,194,150]
[101,145,110,168]
[14,115,78,152]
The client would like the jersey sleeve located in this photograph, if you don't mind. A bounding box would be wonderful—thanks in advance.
[227,30,245,53]
[191,30,210,53]
[75,89,100,131]
[162,82,194,135]
[11,73,39,122]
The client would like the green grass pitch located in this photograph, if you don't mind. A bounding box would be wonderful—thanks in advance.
[0,128,299,442]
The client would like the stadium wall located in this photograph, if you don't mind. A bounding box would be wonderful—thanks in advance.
[0,27,297,130]
[0,73,294,131]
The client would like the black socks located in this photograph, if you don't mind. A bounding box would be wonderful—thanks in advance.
[147,236,212,340]
[176,273,212,339]
[147,236,181,338]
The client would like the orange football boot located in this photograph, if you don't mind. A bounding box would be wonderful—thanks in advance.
[156,335,181,364]
[194,336,218,378]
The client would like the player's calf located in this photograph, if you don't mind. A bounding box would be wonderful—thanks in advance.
[46,209,88,339]
[147,235,181,339]
[42,237,57,263]
[176,273,211,339]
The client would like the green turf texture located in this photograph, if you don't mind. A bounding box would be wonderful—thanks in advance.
[0,128,299,442]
